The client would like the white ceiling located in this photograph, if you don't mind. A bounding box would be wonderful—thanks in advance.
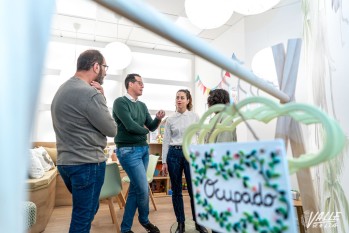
[51,0,296,53]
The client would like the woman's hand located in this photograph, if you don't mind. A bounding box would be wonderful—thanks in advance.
[162,163,168,176]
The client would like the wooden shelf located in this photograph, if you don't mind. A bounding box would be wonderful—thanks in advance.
[153,192,169,198]
[153,192,189,198]
[149,143,188,198]
[153,176,170,180]
[149,143,167,195]
[149,143,162,157]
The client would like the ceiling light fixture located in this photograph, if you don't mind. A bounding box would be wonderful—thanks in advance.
[104,42,132,72]
[73,23,80,61]
[232,0,280,15]
[185,0,234,29]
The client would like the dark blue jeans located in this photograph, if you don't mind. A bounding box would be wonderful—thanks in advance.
[167,147,196,223]
[116,146,150,233]
[58,162,106,233]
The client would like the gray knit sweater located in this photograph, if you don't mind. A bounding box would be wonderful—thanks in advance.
[51,77,117,165]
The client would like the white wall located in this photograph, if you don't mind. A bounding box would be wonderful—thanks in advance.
[194,18,247,141]
[244,1,303,144]
[244,2,303,66]
[194,1,303,139]
[194,1,303,190]
[194,18,245,116]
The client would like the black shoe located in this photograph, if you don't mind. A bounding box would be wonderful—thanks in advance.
[175,222,185,233]
[195,223,208,233]
[123,231,134,233]
[141,222,160,233]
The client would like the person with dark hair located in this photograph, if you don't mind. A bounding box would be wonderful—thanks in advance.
[51,49,117,233]
[207,89,237,233]
[161,90,208,233]
[113,73,165,233]
[207,89,237,143]
[207,88,230,107]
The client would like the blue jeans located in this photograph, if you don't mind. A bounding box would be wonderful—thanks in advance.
[167,147,196,223]
[117,146,150,232]
[58,162,106,233]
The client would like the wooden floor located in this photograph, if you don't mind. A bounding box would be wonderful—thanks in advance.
[44,196,193,233]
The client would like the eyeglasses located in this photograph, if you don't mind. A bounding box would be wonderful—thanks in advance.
[133,80,144,86]
[100,64,109,71]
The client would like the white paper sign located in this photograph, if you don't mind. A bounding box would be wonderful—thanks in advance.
[189,139,296,233]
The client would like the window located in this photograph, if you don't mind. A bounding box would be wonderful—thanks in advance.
[141,83,191,112]
[128,52,192,82]
[33,41,194,142]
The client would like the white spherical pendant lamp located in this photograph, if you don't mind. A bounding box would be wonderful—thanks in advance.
[104,42,132,72]
[232,0,280,15]
[185,0,234,29]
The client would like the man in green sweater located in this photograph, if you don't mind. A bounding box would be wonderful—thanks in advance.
[113,73,165,233]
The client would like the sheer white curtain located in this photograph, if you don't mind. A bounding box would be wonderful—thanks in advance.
[0,0,55,232]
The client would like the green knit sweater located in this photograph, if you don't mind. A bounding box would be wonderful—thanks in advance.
[113,96,160,147]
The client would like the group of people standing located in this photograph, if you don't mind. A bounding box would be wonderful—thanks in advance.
[51,49,236,233]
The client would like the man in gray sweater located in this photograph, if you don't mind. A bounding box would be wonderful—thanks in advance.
[51,50,117,233]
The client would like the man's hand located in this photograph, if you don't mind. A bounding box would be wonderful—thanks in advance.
[91,81,104,95]
[156,110,165,120]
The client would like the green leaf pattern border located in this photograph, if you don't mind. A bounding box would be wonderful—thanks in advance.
[190,147,291,233]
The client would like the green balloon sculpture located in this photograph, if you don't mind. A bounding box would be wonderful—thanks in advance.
[182,96,345,174]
